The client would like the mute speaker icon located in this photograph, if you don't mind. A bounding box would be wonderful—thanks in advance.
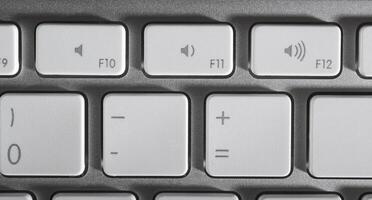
[74,44,83,57]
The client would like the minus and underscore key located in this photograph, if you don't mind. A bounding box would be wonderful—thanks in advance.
[111,115,125,119]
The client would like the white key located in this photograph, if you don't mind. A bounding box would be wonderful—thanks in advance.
[362,194,372,200]
[0,193,33,200]
[53,193,136,200]
[206,94,291,177]
[156,193,239,200]
[144,24,234,76]
[0,93,85,176]
[258,194,342,200]
[103,93,188,176]
[0,24,19,76]
[36,24,126,76]
[309,95,372,178]
[358,26,372,77]
[251,24,341,77]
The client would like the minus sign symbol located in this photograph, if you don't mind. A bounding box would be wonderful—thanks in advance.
[110,152,119,155]
[215,155,229,158]
[111,116,125,119]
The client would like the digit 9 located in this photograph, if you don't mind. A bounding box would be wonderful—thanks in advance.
[1,58,8,67]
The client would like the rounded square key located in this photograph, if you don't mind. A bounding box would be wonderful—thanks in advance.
[251,24,341,77]
[0,24,19,76]
[103,93,189,177]
[0,193,33,200]
[258,194,342,200]
[36,24,126,76]
[144,24,234,77]
[206,93,292,177]
[359,26,372,77]
[362,194,372,200]
[309,95,372,178]
[53,193,136,200]
[0,93,85,176]
[156,193,239,200]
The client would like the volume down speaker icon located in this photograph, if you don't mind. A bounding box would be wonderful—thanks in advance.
[284,40,306,62]
[74,44,83,57]
[180,44,195,57]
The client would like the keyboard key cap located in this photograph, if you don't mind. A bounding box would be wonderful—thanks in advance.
[144,24,234,76]
[258,194,342,200]
[358,26,372,77]
[251,24,341,77]
[36,24,126,76]
[156,193,239,200]
[0,193,33,200]
[362,194,372,200]
[309,95,372,178]
[0,24,19,76]
[206,94,292,177]
[103,93,188,176]
[53,193,136,200]
[0,93,85,176]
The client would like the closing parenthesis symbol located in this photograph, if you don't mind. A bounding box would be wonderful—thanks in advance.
[297,42,302,60]
[10,108,14,127]
[190,45,195,57]
[300,40,306,61]
[294,45,299,57]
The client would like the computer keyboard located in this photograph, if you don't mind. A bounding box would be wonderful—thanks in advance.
[2,0,372,199]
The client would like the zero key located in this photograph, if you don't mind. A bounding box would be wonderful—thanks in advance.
[0,93,85,176]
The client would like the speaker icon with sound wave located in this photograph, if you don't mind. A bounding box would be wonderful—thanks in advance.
[180,44,195,57]
[284,40,306,62]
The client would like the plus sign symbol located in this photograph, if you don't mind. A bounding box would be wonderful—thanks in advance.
[216,111,230,125]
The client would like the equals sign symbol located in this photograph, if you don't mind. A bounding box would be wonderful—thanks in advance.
[215,149,229,158]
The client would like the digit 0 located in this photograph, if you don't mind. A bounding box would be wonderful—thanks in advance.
[7,144,21,165]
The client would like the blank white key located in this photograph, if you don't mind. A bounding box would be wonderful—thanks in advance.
[362,194,372,200]
[53,193,136,200]
[36,24,126,76]
[0,93,85,176]
[156,193,239,200]
[309,95,372,178]
[144,24,234,76]
[0,193,33,200]
[251,24,341,77]
[359,26,372,77]
[206,94,292,177]
[258,194,342,200]
[0,24,19,76]
[103,93,188,176]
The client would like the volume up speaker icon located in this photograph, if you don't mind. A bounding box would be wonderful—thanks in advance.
[284,40,306,62]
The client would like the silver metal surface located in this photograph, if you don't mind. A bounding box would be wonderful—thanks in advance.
[0,0,371,199]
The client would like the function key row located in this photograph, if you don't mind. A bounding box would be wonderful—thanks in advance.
[2,92,372,179]
[0,192,348,200]
[3,22,372,78]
